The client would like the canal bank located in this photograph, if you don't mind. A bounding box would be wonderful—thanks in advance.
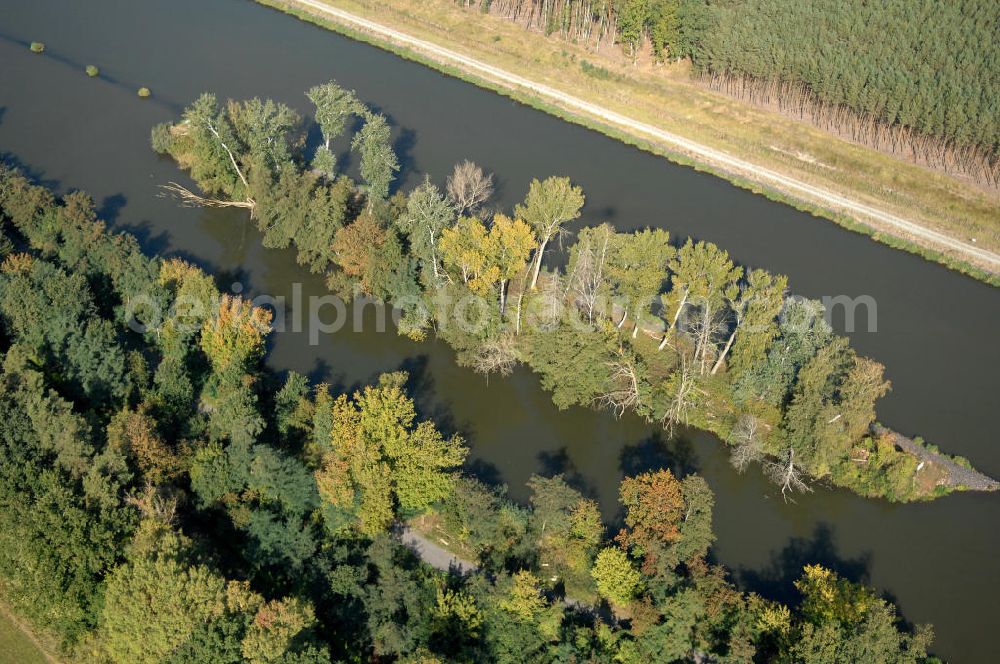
[257,0,1000,284]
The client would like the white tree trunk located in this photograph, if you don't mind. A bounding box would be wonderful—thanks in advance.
[711,328,738,375]
[529,235,550,290]
[659,288,688,350]
[429,228,441,280]
[206,123,249,191]
[697,307,714,374]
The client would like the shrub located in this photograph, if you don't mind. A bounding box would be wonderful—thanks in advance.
[137,87,151,98]
[86,65,99,77]
[580,60,620,81]
[29,42,45,54]
[150,123,175,155]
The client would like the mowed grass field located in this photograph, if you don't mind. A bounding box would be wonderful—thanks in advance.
[0,611,49,664]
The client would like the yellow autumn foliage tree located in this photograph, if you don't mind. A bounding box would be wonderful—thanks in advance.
[200,294,272,374]
[313,372,467,535]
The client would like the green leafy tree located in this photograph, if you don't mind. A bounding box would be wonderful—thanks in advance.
[674,475,715,564]
[499,570,564,641]
[241,598,331,664]
[648,0,681,60]
[252,164,350,274]
[396,177,456,285]
[734,297,833,407]
[227,97,300,172]
[430,584,484,659]
[175,93,250,200]
[438,477,531,571]
[100,523,250,664]
[527,475,604,596]
[275,371,311,440]
[667,240,741,372]
[307,81,361,148]
[781,338,890,478]
[617,0,649,60]
[514,176,584,290]
[714,268,787,375]
[314,373,467,535]
[607,228,673,338]
[592,547,641,606]
[791,563,932,663]
[306,80,362,176]
[524,319,617,410]
[352,112,399,202]
[190,440,320,572]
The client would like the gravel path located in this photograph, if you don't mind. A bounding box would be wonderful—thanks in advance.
[400,526,477,574]
[873,425,999,492]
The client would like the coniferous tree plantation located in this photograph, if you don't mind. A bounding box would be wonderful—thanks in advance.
[455,0,1000,186]
[0,159,938,662]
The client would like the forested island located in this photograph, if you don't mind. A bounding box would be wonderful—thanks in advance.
[150,81,989,504]
[0,161,937,661]
[448,0,1000,187]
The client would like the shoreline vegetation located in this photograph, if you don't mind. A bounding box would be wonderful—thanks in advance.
[252,0,1000,286]
[0,162,940,663]
[151,81,995,503]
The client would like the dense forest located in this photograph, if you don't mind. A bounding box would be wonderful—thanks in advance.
[151,80,962,506]
[455,0,1000,186]
[0,164,938,661]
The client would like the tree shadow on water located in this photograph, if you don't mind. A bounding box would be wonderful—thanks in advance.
[97,192,128,224]
[303,121,325,158]
[463,457,505,489]
[618,430,699,479]
[114,218,172,257]
[0,151,61,191]
[392,127,418,182]
[398,354,483,453]
[396,355,511,492]
[537,447,599,500]
[737,523,872,607]
[301,357,333,387]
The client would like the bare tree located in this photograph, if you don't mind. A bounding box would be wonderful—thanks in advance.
[446,160,494,215]
[570,227,611,324]
[728,414,764,472]
[596,355,643,418]
[763,448,812,501]
[662,353,700,437]
[690,302,727,375]
[469,333,519,378]
[159,182,255,212]
[127,484,179,524]
[711,292,746,375]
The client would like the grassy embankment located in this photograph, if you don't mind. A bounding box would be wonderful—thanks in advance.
[256,0,1000,286]
[0,602,57,664]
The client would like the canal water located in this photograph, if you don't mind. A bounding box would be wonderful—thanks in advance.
[1,0,998,659]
